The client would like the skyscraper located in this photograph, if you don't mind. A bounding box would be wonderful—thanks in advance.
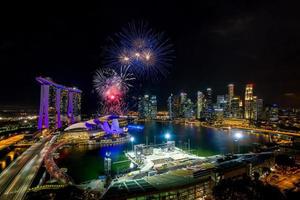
[180,92,187,117]
[173,95,181,119]
[36,77,82,129]
[228,84,234,115]
[205,88,213,121]
[150,95,157,119]
[216,95,226,110]
[244,84,253,119]
[239,99,244,118]
[206,88,213,109]
[196,91,204,119]
[231,96,241,118]
[138,94,157,119]
[269,104,279,122]
[183,98,194,119]
[138,96,144,118]
[252,96,258,121]
[180,92,187,105]
[138,95,150,119]
[257,98,263,120]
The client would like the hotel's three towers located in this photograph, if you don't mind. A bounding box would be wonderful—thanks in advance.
[36,77,82,129]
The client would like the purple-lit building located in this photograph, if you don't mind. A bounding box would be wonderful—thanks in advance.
[64,115,128,136]
[36,77,82,129]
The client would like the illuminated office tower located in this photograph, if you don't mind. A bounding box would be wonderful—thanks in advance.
[252,96,258,121]
[231,96,241,118]
[183,98,194,119]
[150,95,157,119]
[206,88,213,110]
[205,88,213,120]
[180,92,187,117]
[257,98,263,120]
[138,96,144,118]
[228,84,234,114]
[239,99,244,118]
[244,84,253,119]
[138,94,157,119]
[269,104,279,122]
[167,94,181,119]
[173,95,181,119]
[196,91,204,119]
[138,95,149,119]
[252,96,263,121]
[180,92,187,104]
[216,95,226,110]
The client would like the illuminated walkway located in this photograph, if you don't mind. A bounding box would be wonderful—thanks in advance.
[234,126,300,137]
[201,123,300,137]
[44,141,73,185]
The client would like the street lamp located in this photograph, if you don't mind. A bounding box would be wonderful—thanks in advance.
[234,132,242,140]
[130,162,135,169]
[234,132,243,154]
[130,136,135,152]
[165,133,171,142]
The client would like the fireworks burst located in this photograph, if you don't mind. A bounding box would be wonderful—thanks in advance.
[105,21,174,79]
[93,66,135,114]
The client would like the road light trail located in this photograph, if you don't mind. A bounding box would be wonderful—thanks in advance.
[2,140,52,200]
[0,134,25,151]
[0,136,50,197]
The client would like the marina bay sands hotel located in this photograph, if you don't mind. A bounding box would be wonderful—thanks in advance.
[36,77,82,129]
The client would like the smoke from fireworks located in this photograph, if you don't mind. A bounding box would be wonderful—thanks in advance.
[93,66,135,114]
[105,21,174,79]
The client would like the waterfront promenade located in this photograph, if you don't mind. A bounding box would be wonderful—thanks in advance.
[199,122,300,137]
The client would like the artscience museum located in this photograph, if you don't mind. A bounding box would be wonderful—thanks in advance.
[61,115,130,143]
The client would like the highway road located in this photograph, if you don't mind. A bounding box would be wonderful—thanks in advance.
[0,134,25,151]
[0,136,51,197]
[1,138,53,200]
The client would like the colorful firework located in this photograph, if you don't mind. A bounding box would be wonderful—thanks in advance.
[93,66,135,114]
[105,21,174,79]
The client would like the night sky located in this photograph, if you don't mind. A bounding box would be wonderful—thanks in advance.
[1,1,300,113]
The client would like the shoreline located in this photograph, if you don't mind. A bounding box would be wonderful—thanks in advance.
[141,119,299,138]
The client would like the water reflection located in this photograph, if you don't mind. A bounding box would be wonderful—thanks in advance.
[129,122,270,155]
[57,121,271,183]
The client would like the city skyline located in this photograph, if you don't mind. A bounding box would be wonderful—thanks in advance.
[1,1,300,112]
[0,80,297,113]
[0,2,300,199]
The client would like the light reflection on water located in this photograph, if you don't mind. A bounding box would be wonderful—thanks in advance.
[57,121,270,183]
